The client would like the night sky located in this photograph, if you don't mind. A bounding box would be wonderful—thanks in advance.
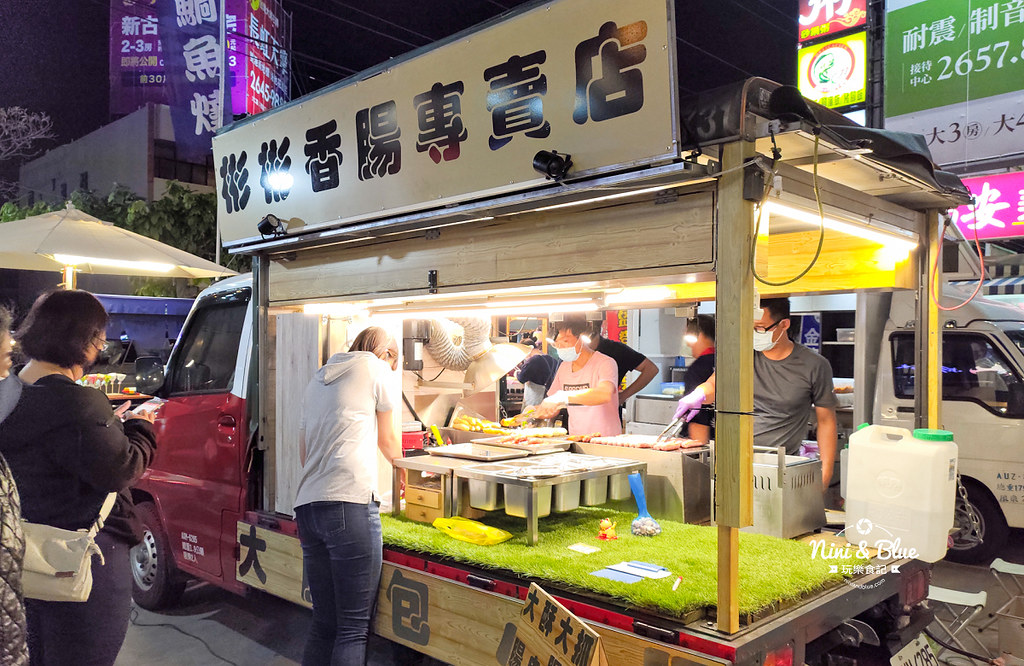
[1,0,798,150]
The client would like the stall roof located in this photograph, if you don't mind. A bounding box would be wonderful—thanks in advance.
[233,77,970,257]
[678,78,972,211]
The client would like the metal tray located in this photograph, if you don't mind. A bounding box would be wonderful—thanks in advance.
[470,436,571,454]
[425,443,527,461]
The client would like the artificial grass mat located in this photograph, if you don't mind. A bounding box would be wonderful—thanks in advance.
[382,506,854,618]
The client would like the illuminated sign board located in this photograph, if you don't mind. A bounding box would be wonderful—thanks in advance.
[798,0,868,42]
[109,0,168,117]
[225,0,291,117]
[951,171,1024,241]
[884,0,1024,166]
[213,0,679,246]
[797,31,867,109]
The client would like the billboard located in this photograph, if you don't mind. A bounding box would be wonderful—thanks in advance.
[884,0,1024,167]
[110,0,168,117]
[213,0,679,246]
[950,171,1024,241]
[112,0,289,125]
[798,0,868,42]
[797,31,867,109]
[225,0,291,117]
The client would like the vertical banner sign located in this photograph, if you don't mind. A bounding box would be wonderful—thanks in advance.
[797,31,867,109]
[884,0,1024,167]
[796,314,822,352]
[798,0,868,42]
[110,0,168,117]
[225,0,291,117]
[950,171,1024,241]
[213,0,678,246]
[498,583,607,666]
[158,0,228,161]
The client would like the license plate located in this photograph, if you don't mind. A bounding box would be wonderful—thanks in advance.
[890,634,939,666]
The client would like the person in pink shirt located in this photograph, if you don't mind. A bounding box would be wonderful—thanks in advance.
[532,318,622,437]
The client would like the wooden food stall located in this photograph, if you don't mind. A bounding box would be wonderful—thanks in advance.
[211,0,968,660]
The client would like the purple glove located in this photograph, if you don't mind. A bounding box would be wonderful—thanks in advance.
[673,387,706,422]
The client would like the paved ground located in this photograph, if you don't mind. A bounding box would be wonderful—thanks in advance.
[115,532,1024,665]
[115,581,443,665]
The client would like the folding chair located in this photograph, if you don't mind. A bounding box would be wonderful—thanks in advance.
[927,585,991,662]
[979,558,1024,633]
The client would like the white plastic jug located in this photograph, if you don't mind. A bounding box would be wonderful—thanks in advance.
[844,425,958,563]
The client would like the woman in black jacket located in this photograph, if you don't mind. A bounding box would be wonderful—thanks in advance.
[0,291,157,666]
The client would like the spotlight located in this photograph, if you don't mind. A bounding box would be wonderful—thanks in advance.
[257,214,286,238]
[532,150,573,181]
[266,170,294,192]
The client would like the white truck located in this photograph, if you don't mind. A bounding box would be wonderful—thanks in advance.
[859,287,1024,563]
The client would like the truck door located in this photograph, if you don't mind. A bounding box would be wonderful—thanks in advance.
[878,329,1023,559]
[140,286,251,584]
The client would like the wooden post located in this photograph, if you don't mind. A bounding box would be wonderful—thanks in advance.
[925,210,942,429]
[914,211,943,430]
[714,139,756,633]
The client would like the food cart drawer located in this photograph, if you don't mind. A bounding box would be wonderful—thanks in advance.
[406,486,443,509]
[405,504,445,524]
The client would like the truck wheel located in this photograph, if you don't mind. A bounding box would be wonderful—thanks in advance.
[131,501,186,610]
[945,480,1008,564]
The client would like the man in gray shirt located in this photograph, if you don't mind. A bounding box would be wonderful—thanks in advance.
[673,298,839,490]
[753,298,838,487]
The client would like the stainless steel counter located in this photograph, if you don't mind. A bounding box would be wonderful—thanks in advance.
[452,453,647,546]
[571,442,711,524]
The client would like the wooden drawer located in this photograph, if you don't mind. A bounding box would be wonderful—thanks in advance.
[404,504,445,524]
[406,486,443,510]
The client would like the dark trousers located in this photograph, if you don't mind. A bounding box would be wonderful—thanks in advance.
[296,500,382,666]
[26,531,133,666]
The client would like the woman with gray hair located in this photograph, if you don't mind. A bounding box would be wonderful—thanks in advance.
[292,325,402,665]
[0,305,28,665]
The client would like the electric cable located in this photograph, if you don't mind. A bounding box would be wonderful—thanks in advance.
[750,129,826,287]
[923,627,1000,665]
[930,206,985,311]
[129,607,241,666]
[675,36,756,78]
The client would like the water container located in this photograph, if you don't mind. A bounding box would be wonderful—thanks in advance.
[844,425,958,563]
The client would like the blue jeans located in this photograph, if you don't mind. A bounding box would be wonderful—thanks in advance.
[296,500,382,666]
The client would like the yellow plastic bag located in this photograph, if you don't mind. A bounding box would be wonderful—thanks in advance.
[432,516,513,546]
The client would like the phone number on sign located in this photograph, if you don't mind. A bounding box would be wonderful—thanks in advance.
[908,39,1024,86]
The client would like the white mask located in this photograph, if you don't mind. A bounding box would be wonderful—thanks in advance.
[556,340,581,362]
[753,329,777,352]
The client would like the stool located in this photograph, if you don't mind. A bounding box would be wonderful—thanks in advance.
[928,585,991,661]
[979,558,1024,633]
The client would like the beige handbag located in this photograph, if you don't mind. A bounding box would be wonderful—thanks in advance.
[21,493,117,602]
[0,376,118,602]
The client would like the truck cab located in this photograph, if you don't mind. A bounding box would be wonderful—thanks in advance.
[130,274,254,607]
[873,288,1024,562]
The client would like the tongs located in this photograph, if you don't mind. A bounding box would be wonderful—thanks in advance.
[656,417,685,441]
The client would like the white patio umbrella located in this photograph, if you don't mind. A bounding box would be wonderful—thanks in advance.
[0,203,235,288]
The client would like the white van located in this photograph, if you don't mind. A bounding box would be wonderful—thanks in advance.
[870,289,1024,562]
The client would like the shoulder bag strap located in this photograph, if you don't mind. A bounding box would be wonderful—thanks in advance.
[88,493,119,537]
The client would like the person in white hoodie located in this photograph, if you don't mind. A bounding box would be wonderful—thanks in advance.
[292,326,402,666]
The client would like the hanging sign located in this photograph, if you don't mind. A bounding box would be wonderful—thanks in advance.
[797,31,867,109]
[950,171,1024,241]
[798,0,868,42]
[213,0,678,246]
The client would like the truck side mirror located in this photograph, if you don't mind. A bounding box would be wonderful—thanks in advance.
[1007,383,1024,418]
[135,356,166,395]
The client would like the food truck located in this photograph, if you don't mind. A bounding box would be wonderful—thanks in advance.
[127,1,978,663]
